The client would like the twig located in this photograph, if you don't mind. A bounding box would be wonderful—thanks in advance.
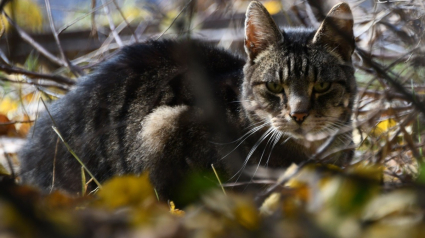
[91,0,97,36]
[112,0,138,42]
[58,0,114,35]
[97,17,133,57]
[156,0,193,40]
[39,98,103,190]
[357,48,425,116]
[0,63,74,85]
[44,0,84,77]
[0,76,69,91]
[255,161,311,201]
[222,179,277,187]
[1,143,15,179]
[50,137,59,193]
[0,0,12,13]
[0,120,34,126]
[211,164,226,195]
[375,112,418,163]
[100,0,123,47]
[4,13,68,68]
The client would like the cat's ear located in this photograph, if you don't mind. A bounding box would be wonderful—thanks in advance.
[312,3,355,62]
[244,1,283,62]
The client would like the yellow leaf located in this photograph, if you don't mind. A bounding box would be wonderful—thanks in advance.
[169,201,185,217]
[201,190,259,230]
[17,115,32,137]
[372,119,397,136]
[0,162,10,176]
[0,0,43,32]
[233,199,260,230]
[23,92,38,103]
[0,98,18,115]
[263,1,282,15]
[0,114,17,136]
[95,173,155,209]
[347,162,383,181]
[259,192,281,216]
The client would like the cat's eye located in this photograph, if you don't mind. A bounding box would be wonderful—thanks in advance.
[266,82,283,94]
[313,82,331,93]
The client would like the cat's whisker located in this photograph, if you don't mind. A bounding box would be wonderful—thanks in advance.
[244,119,269,131]
[219,121,270,161]
[210,119,268,145]
[230,127,274,182]
[266,132,285,167]
[229,100,252,104]
[245,129,279,190]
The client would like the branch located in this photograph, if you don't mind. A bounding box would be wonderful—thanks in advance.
[357,47,425,116]
[0,75,70,91]
[58,0,114,35]
[112,0,138,42]
[44,0,84,77]
[0,120,34,126]
[4,13,67,68]
[0,0,12,13]
[0,63,75,85]
[156,0,193,40]
[100,0,123,47]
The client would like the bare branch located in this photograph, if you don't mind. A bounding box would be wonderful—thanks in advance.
[44,0,84,77]
[357,47,425,116]
[0,63,75,85]
[4,13,67,68]
[100,0,123,47]
[156,0,193,40]
[112,0,138,43]
[0,75,70,91]
[0,120,34,126]
[58,0,114,35]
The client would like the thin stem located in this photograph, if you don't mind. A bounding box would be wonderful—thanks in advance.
[4,13,67,68]
[100,0,123,47]
[44,0,84,77]
[0,63,74,85]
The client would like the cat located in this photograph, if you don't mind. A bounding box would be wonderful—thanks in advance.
[19,1,356,201]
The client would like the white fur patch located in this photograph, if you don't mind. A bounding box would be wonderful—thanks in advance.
[139,105,189,157]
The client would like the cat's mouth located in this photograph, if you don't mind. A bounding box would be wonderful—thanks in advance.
[291,128,305,138]
[272,119,325,140]
[286,127,308,140]
[284,126,322,141]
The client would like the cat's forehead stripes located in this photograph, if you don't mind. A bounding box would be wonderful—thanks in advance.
[278,46,317,84]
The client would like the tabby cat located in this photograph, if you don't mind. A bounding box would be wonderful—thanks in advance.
[19,1,356,200]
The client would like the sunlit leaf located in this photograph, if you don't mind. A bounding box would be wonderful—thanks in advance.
[169,201,185,217]
[95,173,155,209]
[233,198,259,230]
[0,98,18,115]
[263,1,281,15]
[372,118,397,136]
[259,192,281,216]
[202,190,260,230]
[362,190,420,223]
[0,114,16,136]
[0,0,43,32]
[17,115,32,137]
[0,162,10,176]
[347,162,383,181]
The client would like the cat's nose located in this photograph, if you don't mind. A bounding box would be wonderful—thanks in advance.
[290,112,309,123]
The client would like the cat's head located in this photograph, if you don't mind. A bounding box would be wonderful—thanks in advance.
[241,1,356,142]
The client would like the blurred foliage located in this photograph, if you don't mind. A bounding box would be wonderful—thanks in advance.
[0,0,43,32]
[2,165,425,238]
